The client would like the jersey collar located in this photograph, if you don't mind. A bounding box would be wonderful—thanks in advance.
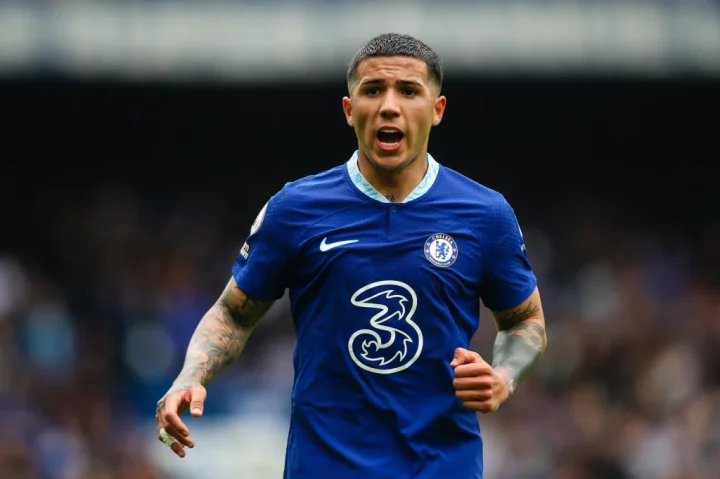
[346,150,440,203]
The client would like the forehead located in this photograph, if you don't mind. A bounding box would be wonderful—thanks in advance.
[355,56,430,84]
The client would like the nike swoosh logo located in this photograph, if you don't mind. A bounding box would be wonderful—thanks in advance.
[320,237,359,252]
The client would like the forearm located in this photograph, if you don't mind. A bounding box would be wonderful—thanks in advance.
[492,318,546,390]
[172,283,273,390]
[172,302,250,389]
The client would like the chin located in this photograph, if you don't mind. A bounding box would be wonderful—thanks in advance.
[366,148,418,172]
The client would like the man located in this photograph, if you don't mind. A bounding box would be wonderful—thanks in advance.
[156,33,547,479]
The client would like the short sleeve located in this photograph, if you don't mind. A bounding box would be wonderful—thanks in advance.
[231,188,296,301]
[478,197,537,312]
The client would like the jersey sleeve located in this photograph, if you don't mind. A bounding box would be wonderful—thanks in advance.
[231,187,297,301]
[478,197,537,312]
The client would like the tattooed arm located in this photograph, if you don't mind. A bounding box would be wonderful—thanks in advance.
[490,286,547,394]
[172,277,274,390]
[155,277,274,457]
[451,286,546,413]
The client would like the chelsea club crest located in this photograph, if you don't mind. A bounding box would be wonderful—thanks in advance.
[424,233,459,268]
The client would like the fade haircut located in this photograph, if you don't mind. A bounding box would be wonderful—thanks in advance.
[347,33,444,93]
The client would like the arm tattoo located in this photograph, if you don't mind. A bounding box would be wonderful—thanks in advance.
[506,321,546,351]
[492,301,547,390]
[494,301,540,330]
[171,288,273,390]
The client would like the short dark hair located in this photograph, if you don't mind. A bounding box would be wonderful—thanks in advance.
[347,33,444,92]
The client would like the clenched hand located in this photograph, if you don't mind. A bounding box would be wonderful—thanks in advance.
[450,347,513,414]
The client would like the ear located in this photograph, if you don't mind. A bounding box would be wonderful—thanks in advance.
[432,95,447,126]
[342,97,353,126]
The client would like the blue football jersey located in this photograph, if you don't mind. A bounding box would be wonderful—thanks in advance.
[232,151,537,479]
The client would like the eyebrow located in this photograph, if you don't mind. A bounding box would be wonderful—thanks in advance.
[359,79,426,88]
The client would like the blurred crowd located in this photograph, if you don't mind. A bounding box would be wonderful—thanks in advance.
[1,184,718,479]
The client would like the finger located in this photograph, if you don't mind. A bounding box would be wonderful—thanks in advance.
[462,400,499,414]
[171,442,186,458]
[455,389,493,402]
[163,395,191,437]
[450,347,480,367]
[189,386,207,417]
[158,427,187,458]
[161,424,195,448]
[453,362,493,378]
[453,377,493,390]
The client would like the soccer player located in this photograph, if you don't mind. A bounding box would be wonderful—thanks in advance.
[156,33,547,479]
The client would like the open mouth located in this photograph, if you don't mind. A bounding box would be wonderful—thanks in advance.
[376,128,404,151]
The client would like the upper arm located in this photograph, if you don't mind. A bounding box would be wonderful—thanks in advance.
[491,286,544,332]
[478,196,537,312]
[217,276,275,330]
[231,188,298,301]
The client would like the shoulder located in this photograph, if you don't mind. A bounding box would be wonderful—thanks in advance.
[439,166,506,203]
[434,165,515,226]
[277,164,348,204]
[434,166,529,275]
[260,163,354,236]
[261,164,348,213]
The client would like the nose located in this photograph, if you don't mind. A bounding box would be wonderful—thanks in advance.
[379,90,401,119]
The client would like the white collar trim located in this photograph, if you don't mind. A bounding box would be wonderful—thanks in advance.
[346,151,440,203]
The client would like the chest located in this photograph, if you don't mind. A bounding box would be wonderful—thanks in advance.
[293,206,484,293]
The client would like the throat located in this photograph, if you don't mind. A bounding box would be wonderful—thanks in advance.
[357,150,429,203]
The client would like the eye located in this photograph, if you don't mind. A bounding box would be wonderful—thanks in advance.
[365,87,381,96]
[401,88,417,96]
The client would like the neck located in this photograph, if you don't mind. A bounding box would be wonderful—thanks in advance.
[357,148,429,203]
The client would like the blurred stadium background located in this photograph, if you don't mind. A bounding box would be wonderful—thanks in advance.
[1,1,720,478]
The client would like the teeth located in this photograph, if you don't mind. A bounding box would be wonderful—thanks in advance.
[380,129,400,133]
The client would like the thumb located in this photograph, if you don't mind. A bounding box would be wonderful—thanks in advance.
[189,386,207,417]
[450,347,480,367]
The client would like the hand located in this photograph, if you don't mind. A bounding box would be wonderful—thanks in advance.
[155,383,207,458]
[450,347,513,414]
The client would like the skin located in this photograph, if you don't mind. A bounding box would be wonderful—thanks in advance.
[155,55,548,458]
[451,287,547,414]
[155,278,274,457]
[341,56,547,412]
[342,56,446,203]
